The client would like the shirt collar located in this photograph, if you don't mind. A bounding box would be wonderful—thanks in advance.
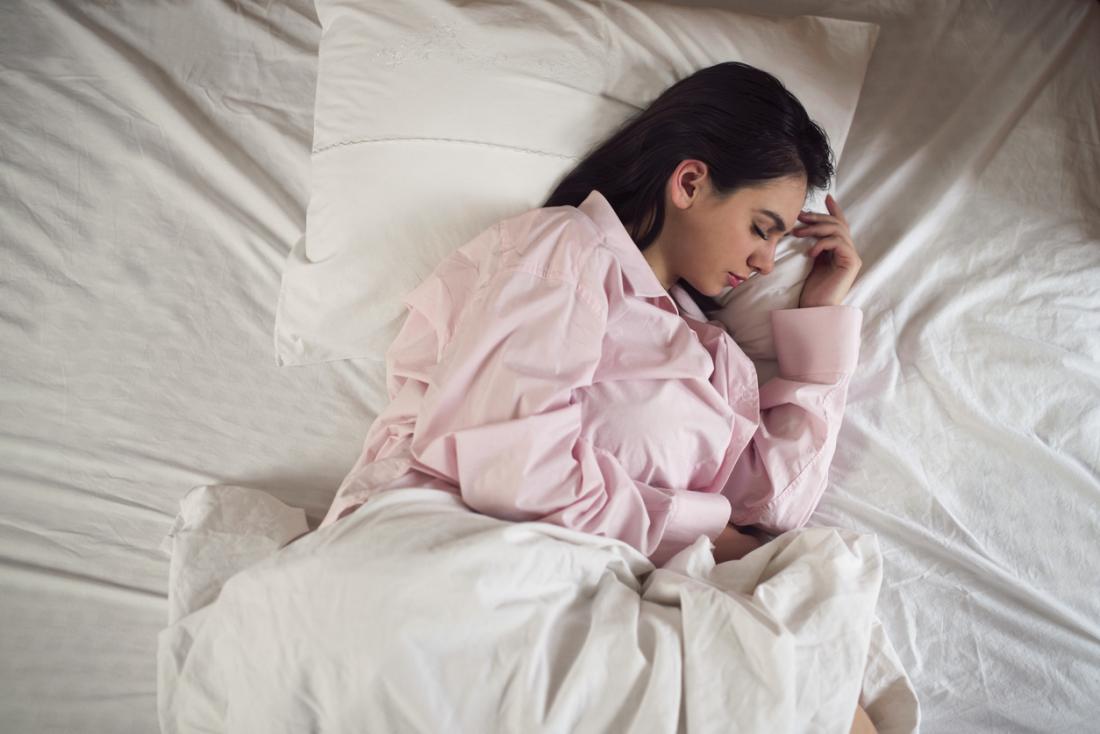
[576,189,680,311]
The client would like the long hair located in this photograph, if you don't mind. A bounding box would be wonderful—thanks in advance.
[542,61,835,313]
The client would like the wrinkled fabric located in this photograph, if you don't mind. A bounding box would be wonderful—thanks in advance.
[320,189,862,565]
[160,487,917,734]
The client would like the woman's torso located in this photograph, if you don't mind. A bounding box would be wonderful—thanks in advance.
[320,190,764,527]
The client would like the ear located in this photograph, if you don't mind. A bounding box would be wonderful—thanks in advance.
[671,159,708,206]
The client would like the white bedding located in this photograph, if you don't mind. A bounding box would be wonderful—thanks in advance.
[157,485,917,733]
[275,0,879,367]
[2,1,1099,732]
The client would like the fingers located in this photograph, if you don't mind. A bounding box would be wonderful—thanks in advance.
[796,211,838,226]
[809,235,863,268]
[795,211,838,234]
[825,193,849,226]
[798,197,849,228]
[794,200,858,263]
[791,221,848,240]
[808,234,845,258]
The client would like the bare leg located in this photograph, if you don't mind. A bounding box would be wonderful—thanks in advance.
[850,703,877,734]
[711,524,764,563]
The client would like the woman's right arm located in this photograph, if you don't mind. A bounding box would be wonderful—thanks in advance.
[722,305,863,534]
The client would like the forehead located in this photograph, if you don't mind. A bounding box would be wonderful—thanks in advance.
[713,179,804,236]
[741,176,806,207]
[726,178,806,222]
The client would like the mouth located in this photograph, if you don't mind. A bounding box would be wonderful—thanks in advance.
[726,271,746,287]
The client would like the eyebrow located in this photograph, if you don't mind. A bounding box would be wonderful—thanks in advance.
[755,209,792,236]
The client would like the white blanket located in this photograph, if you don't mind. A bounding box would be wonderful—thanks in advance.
[157,486,919,733]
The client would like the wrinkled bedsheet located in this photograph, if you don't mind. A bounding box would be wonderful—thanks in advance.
[157,486,919,733]
[3,0,1098,731]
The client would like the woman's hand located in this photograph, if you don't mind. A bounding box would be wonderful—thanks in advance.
[792,193,863,308]
[712,524,764,563]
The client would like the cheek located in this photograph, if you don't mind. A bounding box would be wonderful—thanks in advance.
[687,226,749,271]
[697,238,730,267]
[723,234,753,261]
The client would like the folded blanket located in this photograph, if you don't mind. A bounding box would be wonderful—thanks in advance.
[157,485,919,733]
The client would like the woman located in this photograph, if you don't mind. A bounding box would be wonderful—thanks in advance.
[296,61,873,732]
[312,60,863,555]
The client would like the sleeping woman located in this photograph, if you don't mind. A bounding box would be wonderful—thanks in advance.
[291,61,874,733]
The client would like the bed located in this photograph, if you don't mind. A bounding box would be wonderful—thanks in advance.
[1,0,1098,732]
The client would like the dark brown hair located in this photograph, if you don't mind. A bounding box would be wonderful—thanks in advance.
[543,61,834,313]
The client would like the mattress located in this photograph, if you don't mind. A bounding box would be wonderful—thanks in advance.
[1,1,1098,732]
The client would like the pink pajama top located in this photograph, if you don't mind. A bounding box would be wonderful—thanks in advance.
[319,189,863,566]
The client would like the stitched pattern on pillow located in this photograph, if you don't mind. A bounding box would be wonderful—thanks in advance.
[370,14,598,84]
[313,135,580,159]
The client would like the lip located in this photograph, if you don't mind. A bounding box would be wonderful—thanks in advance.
[726,271,745,287]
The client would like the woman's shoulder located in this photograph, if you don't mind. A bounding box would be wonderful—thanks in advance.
[483,203,615,293]
[419,202,620,328]
[499,203,605,258]
[443,203,607,270]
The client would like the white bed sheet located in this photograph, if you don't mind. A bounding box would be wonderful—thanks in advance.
[1,1,1098,732]
[0,2,359,732]
[158,485,917,733]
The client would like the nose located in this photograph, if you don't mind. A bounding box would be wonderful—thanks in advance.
[748,240,776,276]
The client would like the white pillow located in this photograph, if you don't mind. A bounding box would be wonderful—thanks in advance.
[275,0,880,377]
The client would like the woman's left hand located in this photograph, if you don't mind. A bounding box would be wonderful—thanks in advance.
[791,193,863,308]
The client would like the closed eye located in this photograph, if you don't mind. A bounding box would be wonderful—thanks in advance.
[753,225,768,241]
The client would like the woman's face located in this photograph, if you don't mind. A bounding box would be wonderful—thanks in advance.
[641,161,807,298]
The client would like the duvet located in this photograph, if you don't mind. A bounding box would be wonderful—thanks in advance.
[157,485,919,733]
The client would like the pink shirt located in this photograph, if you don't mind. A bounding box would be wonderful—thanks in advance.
[319,189,863,566]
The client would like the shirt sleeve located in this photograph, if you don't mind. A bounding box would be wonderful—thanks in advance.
[408,247,731,566]
[317,274,448,530]
[722,305,863,534]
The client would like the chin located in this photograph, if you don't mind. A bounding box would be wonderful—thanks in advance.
[683,279,722,300]
[681,274,728,300]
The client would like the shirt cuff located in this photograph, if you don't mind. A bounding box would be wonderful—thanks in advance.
[770,305,863,381]
[652,489,732,565]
